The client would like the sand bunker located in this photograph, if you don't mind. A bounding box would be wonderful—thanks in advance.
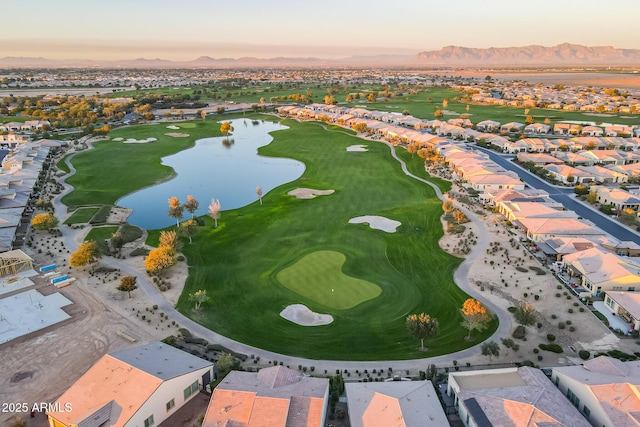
[346,144,368,152]
[166,125,180,130]
[280,304,333,326]
[122,137,157,144]
[349,215,401,233]
[584,113,615,117]
[164,132,190,138]
[441,109,461,116]
[288,188,335,199]
[112,137,123,141]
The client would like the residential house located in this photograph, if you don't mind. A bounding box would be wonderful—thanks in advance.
[554,123,582,135]
[479,188,551,208]
[346,380,448,427]
[202,365,329,427]
[551,356,640,426]
[605,125,633,137]
[544,164,595,184]
[537,237,597,261]
[603,291,640,331]
[475,120,500,132]
[447,367,590,427]
[553,151,594,166]
[562,247,640,296]
[581,126,604,137]
[579,150,625,166]
[576,165,628,184]
[47,342,214,427]
[500,121,526,133]
[524,123,551,134]
[467,173,525,192]
[499,201,575,223]
[595,187,640,212]
[518,217,605,242]
[601,239,640,257]
[516,152,564,166]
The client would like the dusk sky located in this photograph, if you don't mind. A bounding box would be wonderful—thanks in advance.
[4,0,640,61]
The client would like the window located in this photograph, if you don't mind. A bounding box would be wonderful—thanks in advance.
[613,286,623,291]
[144,415,154,427]
[166,398,175,412]
[554,376,559,386]
[184,380,199,400]
[606,297,615,308]
[582,405,591,419]
[567,388,580,408]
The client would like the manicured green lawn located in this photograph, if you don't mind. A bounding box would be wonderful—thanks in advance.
[85,225,119,241]
[63,114,496,360]
[277,250,381,310]
[173,119,496,360]
[56,155,71,174]
[64,207,99,224]
[61,119,227,206]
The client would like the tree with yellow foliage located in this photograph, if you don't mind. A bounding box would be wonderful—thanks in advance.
[70,241,101,270]
[406,313,439,350]
[168,196,184,227]
[460,298,491,340]
[144,246,176,275]
[189,289,209,311]
[159,230,180,252]
[31,213,58,231]
[179,219,199,244]
[220,121,234,137]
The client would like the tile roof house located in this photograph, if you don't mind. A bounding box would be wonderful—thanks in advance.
[551,356,640,426]
[448,367,590,427]
[202,365,329,427]
[595,187,640,212]
[544,164,595,184]
[47,342,214,427]
[562,247,640,297]
[346,380,448,427]
[518,217,605,242]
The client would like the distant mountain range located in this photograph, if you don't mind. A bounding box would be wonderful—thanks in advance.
[2,43,640,68]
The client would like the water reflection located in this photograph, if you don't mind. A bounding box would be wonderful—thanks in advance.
[118,119,304,229]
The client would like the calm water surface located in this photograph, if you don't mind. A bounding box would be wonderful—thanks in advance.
[118,119,304,229]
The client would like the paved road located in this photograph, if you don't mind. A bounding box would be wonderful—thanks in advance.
[475,146,640,245]
[50,135,511,371]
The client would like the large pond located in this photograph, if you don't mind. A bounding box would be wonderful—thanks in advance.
[118,119,304,229]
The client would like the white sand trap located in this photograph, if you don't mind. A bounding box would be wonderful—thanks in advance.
[441,109,461,116]
[166,125,180,129]
[280,304,333,326]
[112,137,123,141]
[123,137,157,144]
[164,132,190,138]
[288,188,335,199]
[349,215,401,233]
[347,144,368,152]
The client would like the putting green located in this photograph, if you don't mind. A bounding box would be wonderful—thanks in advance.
[277,250,381,310]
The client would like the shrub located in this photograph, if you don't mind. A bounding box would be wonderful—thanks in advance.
[533,348,539,354]
[534,294,540,301]
[569,326,576,332]
[547,334,556,342]
[537,355,543,361]
[579,350,591,360]
[558,322,566,329]
[551,314,557,319]
[568,308,574,313]
[512,325,526,340]
[579,307,585,312]
[632,330,640,339]
[539,343,563,353]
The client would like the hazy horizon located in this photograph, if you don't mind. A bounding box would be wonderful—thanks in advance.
[4,0,640,61]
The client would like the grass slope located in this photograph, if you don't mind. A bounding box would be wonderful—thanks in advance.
[64,207,99,224]
[176,119,496,360]
[277,250,381,310]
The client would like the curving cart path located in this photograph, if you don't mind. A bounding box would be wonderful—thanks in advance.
[52,133,512,372]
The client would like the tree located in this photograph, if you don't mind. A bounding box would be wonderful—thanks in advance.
[452,209,468,224]
[525,115,534,124]
[216,352,236,374]
[183,195,199,218]
[31,213,58,231]
[216,106,226,114]
[367,93,375,102]
[460,298,491,339]
[208,198,221,227]
[110,231,125,254]
[159,230,180,252]
[189,289,208,311]
[200,110,207,121]
[220,121,234,137]
[574,184,589,196]
[117,275,138,298]
[69,241,101,270]
[621,208,637,225]
[481,341,500,360]
[513,302,537,334]
[434,109,443,118]
[256,186,263,205]
[544,117,552,125]
[407,144,417,158]
[406,313,439,350]
[179,219,199,244]
[442,98,449,108]
[168,196,184,227]
[145,246,176,274]
[586,191,598,204]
